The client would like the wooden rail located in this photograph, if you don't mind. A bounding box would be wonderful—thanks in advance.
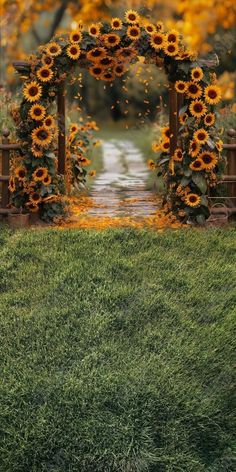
[0,129,21,215]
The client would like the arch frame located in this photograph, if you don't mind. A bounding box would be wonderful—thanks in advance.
[12,12,223,224]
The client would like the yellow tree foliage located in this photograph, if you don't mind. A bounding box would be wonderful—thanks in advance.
[0,0,235,82]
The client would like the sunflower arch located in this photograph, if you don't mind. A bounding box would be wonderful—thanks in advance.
[12,10,223,224]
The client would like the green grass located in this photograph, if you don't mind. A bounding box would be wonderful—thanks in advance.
[0,228,235,472]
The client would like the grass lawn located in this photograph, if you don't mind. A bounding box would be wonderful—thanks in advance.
[0,227,235,472]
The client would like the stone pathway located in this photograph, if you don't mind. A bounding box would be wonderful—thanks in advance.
[87,140,158,217]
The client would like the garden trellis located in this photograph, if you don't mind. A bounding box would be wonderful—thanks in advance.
[1,10,235,223]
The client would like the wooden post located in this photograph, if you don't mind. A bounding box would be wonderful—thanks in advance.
[1,129,10,209]
[226,129,236,203]
[169,82,179,156]
[57,81,66,175]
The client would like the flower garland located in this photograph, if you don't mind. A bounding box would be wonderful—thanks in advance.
[12,9,223,223]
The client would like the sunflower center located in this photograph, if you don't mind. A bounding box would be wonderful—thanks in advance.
[50,46,58,54]
[198,132,206,141]
[130,28,139,36]
[189,84,198,94]
[208,89,217,98]
[41,69,50,77]
[168,34,177,42]
[34,108,42,116]
[129,14,136,21]
[90,27,97,35]
[178,83,185,90]
[154,35,163,44]
[19,170,25,178]
[101,57,112,65]
[36,170,44,177]
[202,154,212,163]
[37,130,48,140]
[44,56,52,65]
[29,86,39,96]
[92,49,102,57]
[193,160,202,168]
[168,44,175,52]
[93,67,102,75]
[108,35,116,43]
[70,46,78,55]
[189,195,197,202]
[194,103,203,112]
[73,34,80,41]
[113,21,120,27]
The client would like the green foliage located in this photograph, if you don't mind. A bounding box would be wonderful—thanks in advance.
[0,228,235,472]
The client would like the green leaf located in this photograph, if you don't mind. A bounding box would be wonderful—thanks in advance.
[183,168,192,177]
[181,177,191,186]
[200,195,208,207]
[196,214,206,225]
[192,173,207,193]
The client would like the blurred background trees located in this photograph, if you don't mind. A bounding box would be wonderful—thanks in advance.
[1,0,235,125]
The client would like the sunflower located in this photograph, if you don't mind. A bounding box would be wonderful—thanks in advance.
[199,151,217,170]
[42,54,54,67]
[29,104,46,121]
[125,10,140,24]
[145,23,156,35]
[15,165,27,181]
[204,113,215,127]
[88,23,101,37]
[69,30,82,43]
[99,56,115,67]
[88,169,96,177]
[189,100,207,118]
[161,126,170,139]
[31,144,43,158]
[29,191,42,204]
[185,193,201,207]
[190,158,204,171]
[46,42,62,57]
[42,174,52,186]
[31,125,52,147]
[204,85,222,105]
[36,66,54,82]
[160,140,170,152]
[114,63,126,77]
[191,67,204,82]
[70,123,79,134]
[193,128,209,144]
[189,140,200,157]
[173,148,183,161]
[164,42,179,56]
[156,21,164,32]
[150,32,166,50]
[89,65,103,79]
[116,47,136,62]
[101,71,115,82]
[166,29,179,43]
[32,167,48,182]
[186,82,202,99]
[67,44,81,60]
[152,141,160,153]
[23,81,42,102]
[179,112,188,125]
[127,25,141,40]
[44,115,55,129]
[8,176,16,192]
[175,80,187,93]
[102,33,121,48]
[111,18,123,30]
[87,47,107,62]
[148,159,156,170]
[215,140,223,152]
[78,156,91,166]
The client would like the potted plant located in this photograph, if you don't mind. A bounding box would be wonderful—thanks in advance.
[8,206,30,228]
